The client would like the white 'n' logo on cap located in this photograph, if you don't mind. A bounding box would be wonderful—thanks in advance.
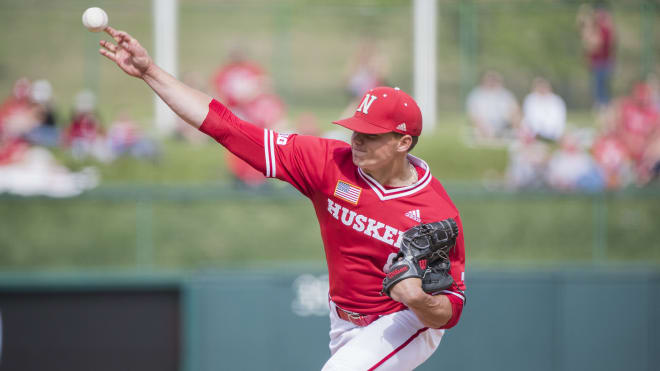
[356,94,378,114]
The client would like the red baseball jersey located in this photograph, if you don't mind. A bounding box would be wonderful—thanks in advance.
[200,99,466,318]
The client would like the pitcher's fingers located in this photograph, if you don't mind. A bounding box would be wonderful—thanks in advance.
[99,40,117,53]
[114,30,133,43]
[120,39,140,54]
[106,27,130,44]
[104,26,120,39]
[99,48,117,62]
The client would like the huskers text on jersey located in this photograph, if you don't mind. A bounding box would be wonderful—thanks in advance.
[327,198,405,247]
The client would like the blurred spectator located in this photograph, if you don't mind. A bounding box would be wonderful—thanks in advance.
[224,94,284,189]
[545,133,604,192]
[62,90,111,162]
[24,79,60,147]
[213,49,286,129]
[0,83,99,197]
[0,78,38,139]
[612,82,660,167]
[506,128,549,189]
[592,131,634,189]
[0,78,31,124]
[0,78,37,171]
[466,70,520,144]
[240,92,287,130]
[212,48,267,111]
[224,89,284,187]
[213,49,287,189]
[577,3,615,108]
[521,77,567,142]
[106,113,159,161]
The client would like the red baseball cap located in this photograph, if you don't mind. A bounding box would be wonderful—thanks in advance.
[333,86,423,136]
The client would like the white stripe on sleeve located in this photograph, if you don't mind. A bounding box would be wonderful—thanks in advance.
[269,130,276,178]
[264,129,271,177]
[440,290,466,303]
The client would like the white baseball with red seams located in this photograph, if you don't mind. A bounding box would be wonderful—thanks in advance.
[82,7,108,32]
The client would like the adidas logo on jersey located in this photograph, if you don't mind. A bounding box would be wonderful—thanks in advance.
[396,123,407,132]
[405,209,421,223]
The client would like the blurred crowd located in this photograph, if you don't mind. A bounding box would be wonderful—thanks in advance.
[468,71,660,192]
[208,48,290,189]
[466,3,660,192]
[0,77,158,197]
[3,3,657,196]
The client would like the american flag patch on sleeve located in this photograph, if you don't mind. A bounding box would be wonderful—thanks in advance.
[334,180,362,205]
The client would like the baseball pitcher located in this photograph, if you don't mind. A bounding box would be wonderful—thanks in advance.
[99,26,466,371]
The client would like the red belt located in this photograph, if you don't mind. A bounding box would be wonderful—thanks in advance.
[336,306,380,327]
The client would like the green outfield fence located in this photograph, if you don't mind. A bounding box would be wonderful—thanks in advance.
[1,268,659,371]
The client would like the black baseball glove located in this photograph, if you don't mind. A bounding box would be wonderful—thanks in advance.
[382,219,459,297]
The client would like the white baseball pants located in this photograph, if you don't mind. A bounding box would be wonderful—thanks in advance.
[322,300,444,371]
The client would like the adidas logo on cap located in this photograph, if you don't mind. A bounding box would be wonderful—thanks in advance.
[331,87,423,136]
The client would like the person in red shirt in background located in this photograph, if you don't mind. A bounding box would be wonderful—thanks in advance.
[0,78,37,166]
[213,48,287,188]
[577,3,615,109]
[61,90,103,147]
[0,78,32,134]
[212,48,266,110]
[614,83,660,169]
[61,90,109,162]
[591,132,633,189]
[591,82,660,188]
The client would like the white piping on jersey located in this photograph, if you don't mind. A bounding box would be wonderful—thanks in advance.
[269,130,276,177]
[358,155,432,201]
[360,155,431,194]
[264,129,270,177]
[440,289,465,303]
[264,129,276,178]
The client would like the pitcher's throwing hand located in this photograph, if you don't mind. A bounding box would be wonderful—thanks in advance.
[99,27,153,78]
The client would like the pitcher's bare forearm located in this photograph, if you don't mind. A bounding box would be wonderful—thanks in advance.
[142,64,212,128]
[99,26,212,128]
[389,278,452,329]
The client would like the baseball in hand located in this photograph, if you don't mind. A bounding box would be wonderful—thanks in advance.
[82,7,108,32]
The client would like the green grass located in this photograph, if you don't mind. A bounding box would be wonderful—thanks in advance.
[2,186,660,271]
